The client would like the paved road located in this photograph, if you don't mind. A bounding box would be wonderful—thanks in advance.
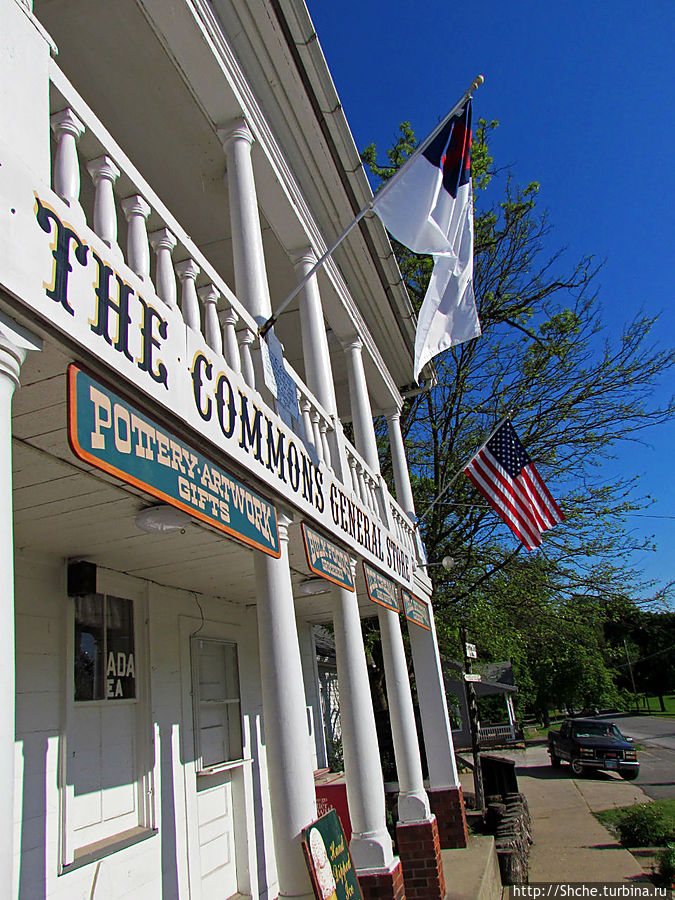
[597,713,675,800]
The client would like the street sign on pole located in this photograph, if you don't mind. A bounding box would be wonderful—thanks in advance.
[465,642,478,659]
[464,673,482,683]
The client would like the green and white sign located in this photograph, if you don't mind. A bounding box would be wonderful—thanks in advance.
[301,523,355,591]
[401,589,431,630]
[363,563,399,612]
[302,809,363,900]
[67,365,280,557]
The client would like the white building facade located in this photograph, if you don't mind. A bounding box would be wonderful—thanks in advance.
[1,1,467,898]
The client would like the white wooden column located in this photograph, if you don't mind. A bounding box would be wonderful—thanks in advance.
[332,574,394,870]
[343,337,380,475]
[219,119,272,326]
[377,607,431,823]
[408,604,460,791]
[0,315,41,890]
[294,250,337,416]
[254,512,316,899]
[385,409,416,520]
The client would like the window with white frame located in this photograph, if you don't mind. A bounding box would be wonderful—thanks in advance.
[64,590,152,865]
[192,638,243,772]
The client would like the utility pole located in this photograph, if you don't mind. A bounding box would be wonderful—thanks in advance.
[460,627,484,811]
[623,637,640,714]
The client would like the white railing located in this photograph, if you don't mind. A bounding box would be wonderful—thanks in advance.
[388,499,418,565]
[49,60,264,391]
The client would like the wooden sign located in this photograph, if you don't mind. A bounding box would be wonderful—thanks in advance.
[302,523,355,591]
[401,589,431,630]
[67,364,280,556]
[302,809,363,900]
[362,563,398,612]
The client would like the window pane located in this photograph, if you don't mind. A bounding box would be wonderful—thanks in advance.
[105,596,136,700]
[196,640,242,767]
[74,594,104,701]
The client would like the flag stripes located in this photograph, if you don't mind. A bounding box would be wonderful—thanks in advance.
[463,421,564,550]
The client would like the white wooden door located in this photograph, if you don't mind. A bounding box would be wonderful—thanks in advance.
[196,770,238,899]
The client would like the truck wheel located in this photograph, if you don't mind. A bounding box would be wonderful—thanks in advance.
[550,752,561,768]
[621,770,639,781]
[570,758,584,776]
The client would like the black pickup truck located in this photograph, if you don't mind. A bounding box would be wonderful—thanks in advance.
[547,718,639,780]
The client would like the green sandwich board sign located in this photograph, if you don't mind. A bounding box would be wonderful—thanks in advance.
[67,364,280,556]
[302,809,363,900]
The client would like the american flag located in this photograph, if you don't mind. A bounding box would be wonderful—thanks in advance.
[464,420,565,550]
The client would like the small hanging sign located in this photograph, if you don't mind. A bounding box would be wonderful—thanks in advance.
[302,523,355,591]
[67,364,280,557]
[401,589,431,630]
[363,562,399,612]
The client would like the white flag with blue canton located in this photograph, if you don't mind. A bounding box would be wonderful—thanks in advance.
[372,100,481,381]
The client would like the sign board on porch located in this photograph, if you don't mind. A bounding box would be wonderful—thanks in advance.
[362,563,399,612]
[302,809,363,900]
[401,589,431,630]
[67,364,280,557]
[465,642,478,659]
[302,523,355,591]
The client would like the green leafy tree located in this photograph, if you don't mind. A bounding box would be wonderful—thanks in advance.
[362,118,675,715]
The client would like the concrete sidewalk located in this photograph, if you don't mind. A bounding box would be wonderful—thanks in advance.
[502,744,654,884]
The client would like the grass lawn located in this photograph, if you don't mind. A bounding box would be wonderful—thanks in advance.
[639,694,675,716]
[595,799,675,846]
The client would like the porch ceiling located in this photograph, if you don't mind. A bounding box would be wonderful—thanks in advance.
[11,331,378,624]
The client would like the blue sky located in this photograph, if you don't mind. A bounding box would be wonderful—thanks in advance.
[307,0,675,598]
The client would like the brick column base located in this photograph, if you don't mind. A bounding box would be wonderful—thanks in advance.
[428,786,468,848]
[357,858,406,900]
[396,815,445,900]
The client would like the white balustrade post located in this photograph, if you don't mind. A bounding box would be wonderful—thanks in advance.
[300,398,316,459]
[175,260,201,331]
[149,228,177,309]
[293,250,337,416]
[320,422,331,469]
[198,285,222,354]
[238,329,256,389]
[219,120,272,326]
[121,195,151,282]
[332,571,395,870]
[221,309,242,373]
[377,606,431,823]
[385,409,417,521]
[348,456,359,499]
[254,513,316,899]
[343,338,380,475]
[407,604,460,792]
[50,109,85,225]
[0,315,41,890]
[311,412,324,464]
[87,155,122,259]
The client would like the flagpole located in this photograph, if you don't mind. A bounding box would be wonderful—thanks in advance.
[416,410,511,526]
[259,74,485,339]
